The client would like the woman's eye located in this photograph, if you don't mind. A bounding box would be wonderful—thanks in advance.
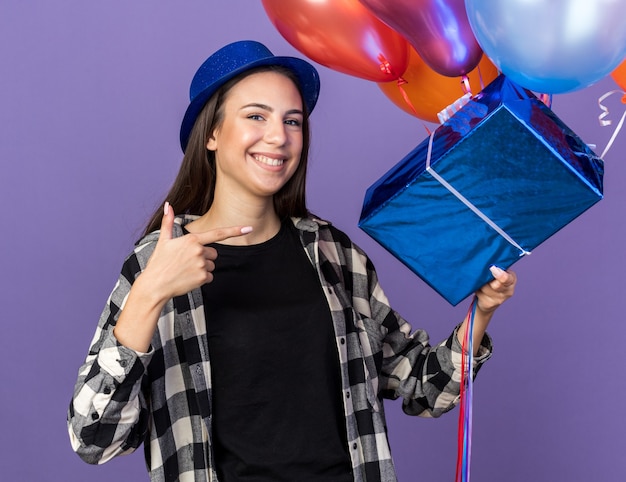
[248,114,264,121]
[285,119,302,127]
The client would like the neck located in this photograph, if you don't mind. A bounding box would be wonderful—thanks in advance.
[187,196,283,245]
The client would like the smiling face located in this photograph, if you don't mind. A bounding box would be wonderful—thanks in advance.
[206,70,305,208]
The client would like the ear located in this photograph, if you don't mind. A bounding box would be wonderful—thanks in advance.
[206,132,218,151]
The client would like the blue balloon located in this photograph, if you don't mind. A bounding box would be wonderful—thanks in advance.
[465,0,626,93]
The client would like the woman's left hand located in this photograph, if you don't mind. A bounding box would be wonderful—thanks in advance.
[475,265,517,314]
[456,266,517,354]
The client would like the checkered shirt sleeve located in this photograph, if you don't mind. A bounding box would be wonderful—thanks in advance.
[67,239,158,465]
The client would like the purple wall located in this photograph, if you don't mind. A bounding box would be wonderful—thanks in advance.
[1,1,624,481]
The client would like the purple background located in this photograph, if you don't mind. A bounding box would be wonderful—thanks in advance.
[1,1,625,481]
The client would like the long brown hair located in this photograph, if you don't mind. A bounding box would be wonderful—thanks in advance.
[142,65,312,237]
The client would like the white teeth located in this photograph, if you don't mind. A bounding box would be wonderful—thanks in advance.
[254,154,284,166]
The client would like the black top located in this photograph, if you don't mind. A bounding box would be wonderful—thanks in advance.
[199,220,352,482]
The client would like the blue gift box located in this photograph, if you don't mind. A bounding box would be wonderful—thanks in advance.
[359,75,604,306]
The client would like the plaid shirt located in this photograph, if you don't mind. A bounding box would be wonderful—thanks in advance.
[68,215,492,482]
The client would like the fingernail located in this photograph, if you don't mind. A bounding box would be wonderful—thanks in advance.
[163,201,170,216]
[489,265,504,278]
[241,226,253,234]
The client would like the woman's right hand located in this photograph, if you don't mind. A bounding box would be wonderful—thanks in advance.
[142,202,253,301]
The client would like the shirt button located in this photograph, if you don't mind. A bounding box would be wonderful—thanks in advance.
[340,337,346,345]
[352,443,357,450]
[91,412,100,421]
[346,391,350,399]
[117,359,127,368]
[103,386,111,395]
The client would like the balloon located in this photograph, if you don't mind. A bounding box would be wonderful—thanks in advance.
[261,0,409,82]
[466,0,626,94]
[360,0,482,77]
[378,47,499,123]
[611,60,626,92]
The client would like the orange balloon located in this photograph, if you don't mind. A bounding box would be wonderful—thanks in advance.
[611,59,626,91]
[378,47,499,123]
[262,0,409,82]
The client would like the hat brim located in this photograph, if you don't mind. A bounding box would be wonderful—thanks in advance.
[179,56,320,152]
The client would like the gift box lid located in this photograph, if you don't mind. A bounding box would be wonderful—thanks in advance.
[359,75,604,305]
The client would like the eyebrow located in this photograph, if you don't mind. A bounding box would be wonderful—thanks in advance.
[240,103,304,116]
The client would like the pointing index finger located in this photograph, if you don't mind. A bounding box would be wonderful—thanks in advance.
[194,225,254,245]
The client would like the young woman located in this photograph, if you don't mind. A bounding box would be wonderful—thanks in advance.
[68,40,516,482]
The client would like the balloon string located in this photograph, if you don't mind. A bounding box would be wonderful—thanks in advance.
[598,89,626,159]
[455,309,469,482]
[395,77,432,136]
[461,75,471,96]
[539,93,553,108]
[396,77,419,117]
[477,64,485,91]
[455,297,477,482]
[438,76,472,124]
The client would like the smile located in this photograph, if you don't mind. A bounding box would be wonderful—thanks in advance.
[253,154,285,167]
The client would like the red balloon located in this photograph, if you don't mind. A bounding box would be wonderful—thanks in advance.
[262,0,409,82]
[378,47,499,123]
[360,0,483,77]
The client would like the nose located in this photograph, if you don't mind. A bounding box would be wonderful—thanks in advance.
[264,119,287,146]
